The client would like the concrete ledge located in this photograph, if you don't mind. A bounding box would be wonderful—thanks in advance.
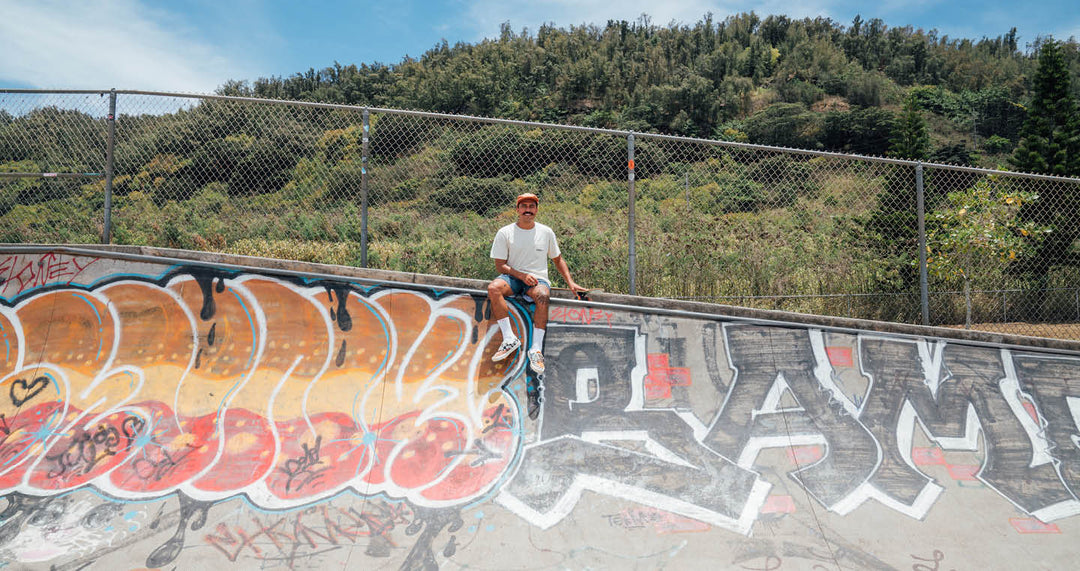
[8,243,1080,353]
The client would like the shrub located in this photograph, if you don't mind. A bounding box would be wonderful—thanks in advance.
[427,176,523,215]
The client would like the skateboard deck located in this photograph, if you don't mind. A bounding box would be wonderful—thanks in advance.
[552,287,603,301]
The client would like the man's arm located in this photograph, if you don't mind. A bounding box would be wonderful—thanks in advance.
[494,258,538,286]
[551,255,583,292]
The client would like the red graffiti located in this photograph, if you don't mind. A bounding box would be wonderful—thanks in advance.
[912,447,947,466]
[205,503,412,563]
[603,506,710,534]
[946,464,981,481]
[825,346,853,367]
[760,495,796,514]
[1008,517,1061,534]
[0,253,99,297]
[550,306,613,327]
[786,445,824,465]
[644,353,691,400]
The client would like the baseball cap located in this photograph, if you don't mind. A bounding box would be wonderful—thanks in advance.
[516,193,539,206]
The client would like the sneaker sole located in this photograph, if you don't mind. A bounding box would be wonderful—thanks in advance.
[492,343,520,362]
[528,353,545,374]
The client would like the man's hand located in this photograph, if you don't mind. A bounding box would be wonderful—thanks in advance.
[522,273,539,287]
[568,281,586,293]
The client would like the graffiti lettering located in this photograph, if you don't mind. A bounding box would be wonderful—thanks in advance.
[204,503,414,565]
[45,426,116,478]
[549,306,613,327]
[131,445,193,483]
[2,252,1080,569]
[444,438,500,467]
[603,506,710,533]
[0,275,522,509]
[0,253,98,297]
[499,325,768,534]
[280,436,328,493]
[911,549,948,571]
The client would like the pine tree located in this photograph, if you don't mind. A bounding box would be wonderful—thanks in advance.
[1008,39,1080,319]
[890,94,930,160]
[1011,40,1080,176]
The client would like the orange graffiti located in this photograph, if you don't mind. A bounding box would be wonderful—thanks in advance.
[0,273,525,509]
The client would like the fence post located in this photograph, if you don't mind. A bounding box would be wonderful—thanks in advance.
[360,108,370,268]
[627,132,637,295]
[102,89,117,244]
[916,162,929,325]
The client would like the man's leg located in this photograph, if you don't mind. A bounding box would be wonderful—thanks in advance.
[488,277,521,361]
[525,283,550,373]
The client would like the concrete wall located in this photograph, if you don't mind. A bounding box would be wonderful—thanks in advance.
[1,247,1079,569]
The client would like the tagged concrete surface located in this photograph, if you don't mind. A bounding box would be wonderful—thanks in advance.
[1,247,1079,570]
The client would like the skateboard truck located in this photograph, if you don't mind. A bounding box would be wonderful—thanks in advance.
[572,288,602,302]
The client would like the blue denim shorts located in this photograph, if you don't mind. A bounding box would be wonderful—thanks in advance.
[497,274,549,302]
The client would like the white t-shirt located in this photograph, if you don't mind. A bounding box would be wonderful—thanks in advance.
[490,222,561,283]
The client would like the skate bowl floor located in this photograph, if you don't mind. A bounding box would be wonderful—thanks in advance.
[1,244,1079,570]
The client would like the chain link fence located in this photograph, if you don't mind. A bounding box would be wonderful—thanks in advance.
[3,89,1080,339]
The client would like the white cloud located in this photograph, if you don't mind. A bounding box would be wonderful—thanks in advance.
[0,0,255,93]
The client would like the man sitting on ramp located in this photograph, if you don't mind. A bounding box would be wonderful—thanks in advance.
[487,192,585,374]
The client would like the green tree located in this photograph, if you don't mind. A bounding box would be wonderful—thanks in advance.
[739,103,823,149]
[822,107,896,155]
[1009,39,1080,318]
[889,94,930,160]
[1011,40,1080,176]
[926,176,1048,327]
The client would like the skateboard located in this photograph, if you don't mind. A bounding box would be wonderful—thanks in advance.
[552,288,604,301]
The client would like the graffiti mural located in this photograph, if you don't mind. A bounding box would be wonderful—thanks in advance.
[1,249,1079,569]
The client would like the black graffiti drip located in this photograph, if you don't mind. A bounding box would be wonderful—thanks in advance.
[336,339,347,367]
[401,505,464,571]
[324,284,353,332]
[470,296,490,344]
[207,322,217,347]
[145,494,212,568]
[194,275,217,321]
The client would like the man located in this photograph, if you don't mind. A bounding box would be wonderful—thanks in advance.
[488,192,584,374]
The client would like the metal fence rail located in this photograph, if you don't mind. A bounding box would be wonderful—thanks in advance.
[3,88,1080,339]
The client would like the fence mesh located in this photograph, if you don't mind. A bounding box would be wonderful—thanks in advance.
[2,89,1080,340]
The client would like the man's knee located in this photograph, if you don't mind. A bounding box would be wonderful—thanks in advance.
[488,279,507,298]
[531,287,550,305]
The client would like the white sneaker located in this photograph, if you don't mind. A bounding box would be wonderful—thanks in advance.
[492,338,521,362]
[527,349,545,374]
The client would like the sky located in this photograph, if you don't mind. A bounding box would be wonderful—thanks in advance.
[2,0,1079,95]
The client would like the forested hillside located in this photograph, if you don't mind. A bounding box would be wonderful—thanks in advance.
[223,13,1080,163]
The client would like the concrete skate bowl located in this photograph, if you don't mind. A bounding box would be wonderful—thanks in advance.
[1,245,1079,570]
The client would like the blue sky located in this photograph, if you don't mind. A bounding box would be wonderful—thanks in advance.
[2,0,1078,94]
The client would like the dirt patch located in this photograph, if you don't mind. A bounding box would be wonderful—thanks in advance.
[942,322,1080,341]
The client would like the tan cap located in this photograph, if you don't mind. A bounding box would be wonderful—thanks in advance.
[516,193,539,206]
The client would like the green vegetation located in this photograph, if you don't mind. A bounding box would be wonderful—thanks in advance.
[1008,39,1080,319]
[219,14,1079,166]
[926,176,1050,327]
